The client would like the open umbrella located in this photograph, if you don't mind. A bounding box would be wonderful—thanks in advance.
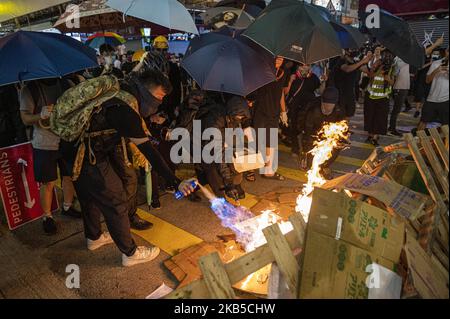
[243,0,342,64]
[85,32,125,48]
[106,0,198,35]
[215,0,266,17]
[331,22,367,49]
[181,28,276,96]
[53,0,179,35]
[0,31,98,86]
[361,9,425,67]
[201,7,255,30]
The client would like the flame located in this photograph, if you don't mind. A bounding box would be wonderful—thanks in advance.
[296,120,349,222]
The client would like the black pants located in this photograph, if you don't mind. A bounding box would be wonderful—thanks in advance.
[110,145,138,220]
[364,96,389,135]
[288,106,301,154]
[76,160,136,257]
[389,89,408,130]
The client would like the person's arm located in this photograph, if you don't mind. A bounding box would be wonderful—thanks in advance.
[425,36,444,56]
[19,86,52,127]
[105,105,181,187]
[341,54,372,73]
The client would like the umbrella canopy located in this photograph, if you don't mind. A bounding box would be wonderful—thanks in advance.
[53,0,178,35]
[243,0,342,64]
[181,28,276,96]
[106,0,198,35]
[0,31,98,86]
[215,0,266,17]
[362,9,425,67]
[85,32,125,48]
[201,7,255,30]
[331,22,367,49]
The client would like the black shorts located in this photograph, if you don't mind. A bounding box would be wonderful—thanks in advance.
[33,148,70,183]
[420,101,449,124]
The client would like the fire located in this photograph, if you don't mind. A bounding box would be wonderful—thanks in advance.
[295,120,349,222]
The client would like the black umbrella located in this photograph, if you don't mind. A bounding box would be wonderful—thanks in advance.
[331,22,367,49]
[243,0,342,64]
[215,0,266,17]
[181,28,276,96]
[361,9,425,67]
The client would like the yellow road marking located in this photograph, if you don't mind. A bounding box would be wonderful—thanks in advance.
[132,209,203,256]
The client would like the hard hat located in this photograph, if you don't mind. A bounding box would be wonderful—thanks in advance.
[153,36,169,50]
[132,49,146,62]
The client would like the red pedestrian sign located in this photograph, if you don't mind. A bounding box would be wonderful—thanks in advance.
[0,142,59,230]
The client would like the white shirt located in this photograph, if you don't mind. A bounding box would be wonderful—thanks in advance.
[114,59,122,70]
[427,59,449,103]
[394,57,410,90]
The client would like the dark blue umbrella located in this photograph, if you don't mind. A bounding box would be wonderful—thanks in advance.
[181,28,276,96]
[0,31,98,86]
[331,22,367,49]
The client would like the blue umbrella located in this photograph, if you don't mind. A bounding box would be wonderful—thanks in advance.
[0,31,98,86]
[181,28,276,96]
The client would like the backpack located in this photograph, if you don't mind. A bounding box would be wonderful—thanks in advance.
[50,75,138,142]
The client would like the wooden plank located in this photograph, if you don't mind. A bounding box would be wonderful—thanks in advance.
[198,252,236,299]
[429,128,449,171]
[404,133,446,208]
[167,230,302,299]
[263,224,300,295]
[441,125,449,150]
[289,213,306,249]
[417,131,449,199]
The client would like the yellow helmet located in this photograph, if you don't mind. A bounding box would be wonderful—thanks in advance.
[132,49,146,62]
[153,35,169,50]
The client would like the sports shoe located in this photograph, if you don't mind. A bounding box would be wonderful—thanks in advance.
[43,217,57,235]
[122,246,160,267]
[87,232,114,251]
[235,185,246,199]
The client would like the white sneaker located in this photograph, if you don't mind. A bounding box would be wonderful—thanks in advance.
[87,232,114,251]
[122,246,160,267]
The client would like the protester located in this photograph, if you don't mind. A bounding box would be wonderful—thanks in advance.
[417,47,449,130]
[363,51,395,146]
[71,70,195,266]
[0,84,27,148]
[92,44,124,79]
[296,87,346,179]
[389,56,410,136]
[285,63,325,156]
[253,56,289,180]
[19,78,80,235]
[331,49,373,120]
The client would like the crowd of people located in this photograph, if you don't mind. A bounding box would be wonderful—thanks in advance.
[0,33,448,267]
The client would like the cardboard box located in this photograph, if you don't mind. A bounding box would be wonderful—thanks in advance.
[307,188,405,264]
[299,231,396,299]
[403,233,449,299]
[323,173,429,221]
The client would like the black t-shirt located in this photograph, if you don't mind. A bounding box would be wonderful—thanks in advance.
[333,57,359,98]
[254,69,289,118]
[287,74,321,110]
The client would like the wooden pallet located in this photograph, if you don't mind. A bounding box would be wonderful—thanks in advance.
[166,213,306,299]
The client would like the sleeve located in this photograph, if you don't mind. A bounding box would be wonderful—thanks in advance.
[105,104,147,138]
[105,104,181,188]
[427,61,439,75]
[19,86,35,113]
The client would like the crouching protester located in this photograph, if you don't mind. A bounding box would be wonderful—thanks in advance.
[51,71,196,267]
[198,94,253,201]
[296,87,347,180]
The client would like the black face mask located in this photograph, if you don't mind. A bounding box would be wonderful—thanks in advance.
[136,81,162,118]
